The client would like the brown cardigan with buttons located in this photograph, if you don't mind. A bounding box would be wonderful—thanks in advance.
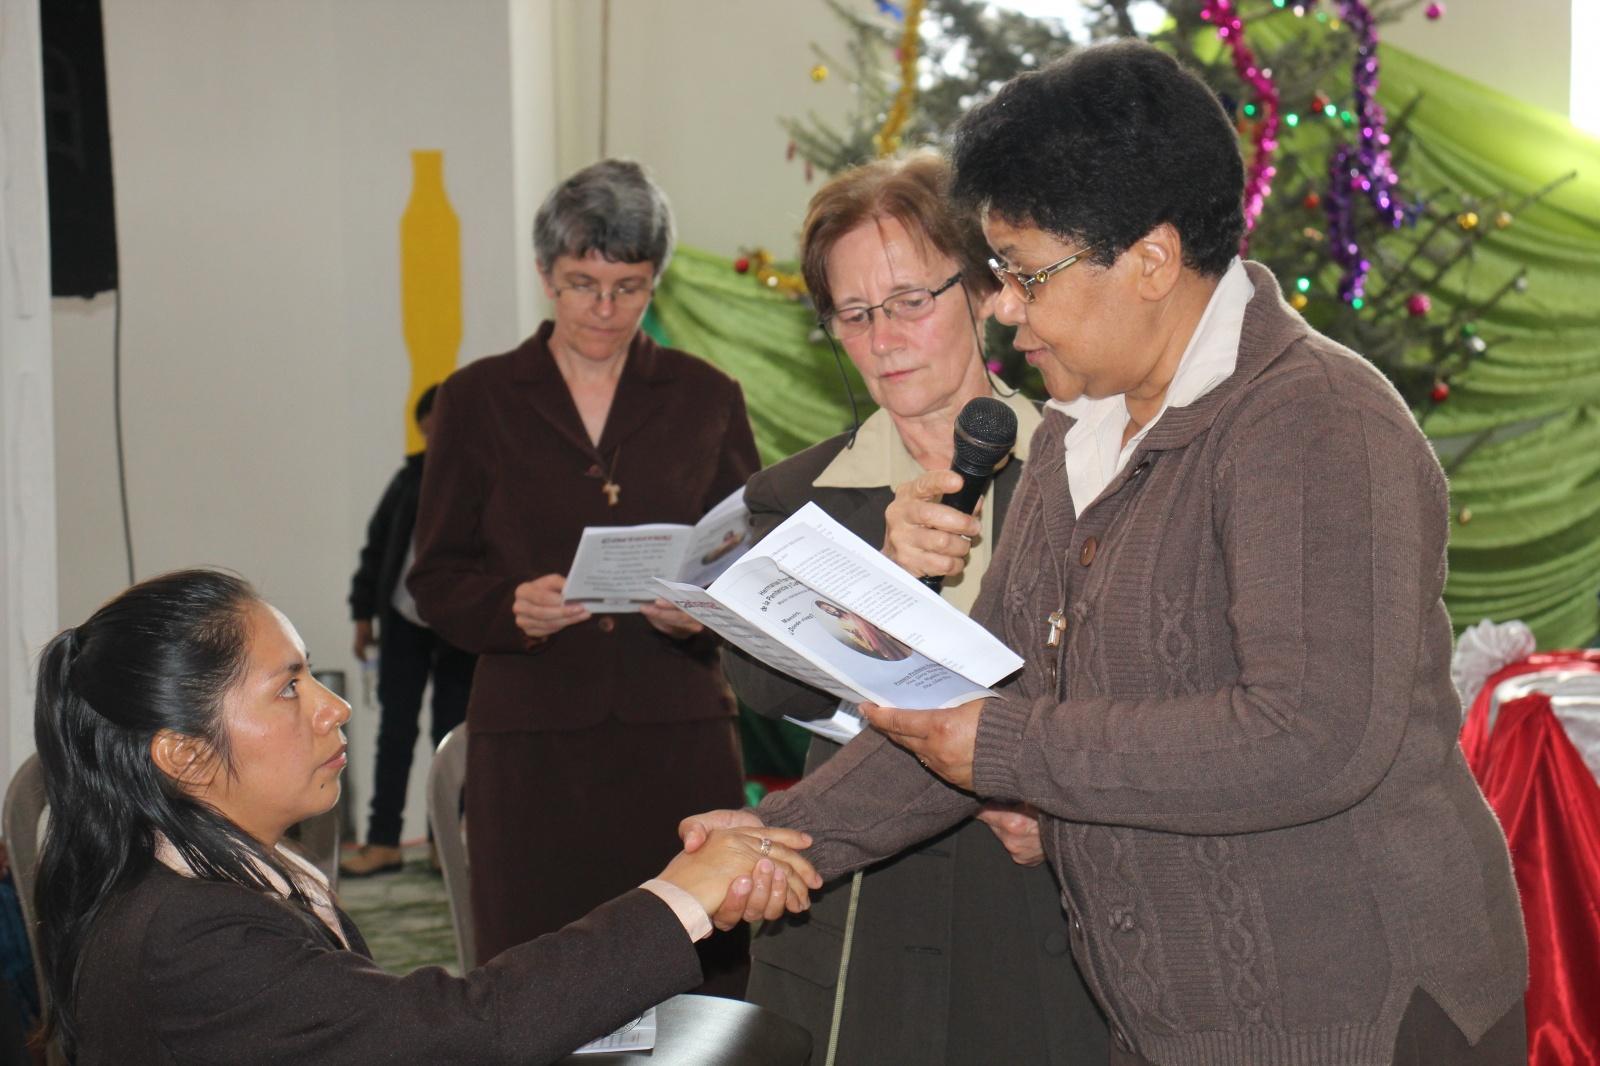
[408,322,759,734]
[758,263,1527,1066]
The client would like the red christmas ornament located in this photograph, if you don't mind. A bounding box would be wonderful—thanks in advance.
[1406,292,1432,317]
[1312,91,1331,112]
[1303,191,1321,210]
[733,257,751,274]
[1430,380,1451,403]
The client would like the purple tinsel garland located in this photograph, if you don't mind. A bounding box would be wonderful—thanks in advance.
[1323,0,1406,302]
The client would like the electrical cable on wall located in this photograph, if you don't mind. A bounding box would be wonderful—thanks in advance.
[112,283,134,584]
[598,0,611,157]
[42,0,133,583]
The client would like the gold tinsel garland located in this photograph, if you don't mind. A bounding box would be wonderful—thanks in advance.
[873,0,926,157]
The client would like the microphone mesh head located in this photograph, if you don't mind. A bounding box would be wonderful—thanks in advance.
[952,397,1018,475]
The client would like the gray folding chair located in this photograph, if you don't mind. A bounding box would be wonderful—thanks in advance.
[426,724,473,972]
[4,754,66,1065]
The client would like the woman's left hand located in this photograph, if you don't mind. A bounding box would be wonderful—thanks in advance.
[862,697,985,790]
[641,599,706,640]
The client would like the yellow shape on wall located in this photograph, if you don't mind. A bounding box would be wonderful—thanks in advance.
[400,149,462,454]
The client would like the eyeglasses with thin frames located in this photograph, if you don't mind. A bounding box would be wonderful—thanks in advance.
[821,272,965,340]
[988,246,1096,304]
[552,279,654,309]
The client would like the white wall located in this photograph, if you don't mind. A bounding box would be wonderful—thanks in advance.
[1,0,58,777]
[47,0,847,841]
[1384,0,1573,117]
[51,0,549,842]
[556,0,856,258]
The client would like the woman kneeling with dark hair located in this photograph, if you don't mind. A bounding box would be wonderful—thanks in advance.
[32,569,818,1065]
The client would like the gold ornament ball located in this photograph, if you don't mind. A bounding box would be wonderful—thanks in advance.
[1457,507,1473,525]
[810,64,829,83]
[1494,210,1513,229]
[1290,292,1309,311]
[1457,211,1480,231]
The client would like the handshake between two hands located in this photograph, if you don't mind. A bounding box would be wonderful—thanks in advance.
[661,795,1046,934]
[657,820,819,932]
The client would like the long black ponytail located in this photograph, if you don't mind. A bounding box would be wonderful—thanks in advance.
[33,569,312,1056]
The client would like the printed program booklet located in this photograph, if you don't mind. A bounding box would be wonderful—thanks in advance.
[571,1008,656,1055]
[653,502,1022,712]
[563,487,752,612]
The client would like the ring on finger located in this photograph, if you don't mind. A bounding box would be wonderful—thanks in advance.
[758,837,773,857]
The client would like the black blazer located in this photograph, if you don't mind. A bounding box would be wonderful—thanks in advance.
[348,452,425,622]
[71,864,700,1065]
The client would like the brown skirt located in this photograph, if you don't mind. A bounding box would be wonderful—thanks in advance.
[465,716,748,993]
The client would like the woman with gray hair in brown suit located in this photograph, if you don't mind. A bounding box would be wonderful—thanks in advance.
[409,159,760,994]
[688,41,1527,1066]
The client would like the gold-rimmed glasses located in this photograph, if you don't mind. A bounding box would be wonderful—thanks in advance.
[821,272,964,340]
[988,246,1096,304]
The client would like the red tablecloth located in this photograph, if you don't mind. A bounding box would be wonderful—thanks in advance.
[1462,651,1600,1066]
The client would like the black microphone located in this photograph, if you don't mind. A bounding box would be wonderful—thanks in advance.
[921,397,1018,592]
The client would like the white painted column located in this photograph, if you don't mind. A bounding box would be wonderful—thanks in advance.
[0,0,60,773]
[511,0,560,336]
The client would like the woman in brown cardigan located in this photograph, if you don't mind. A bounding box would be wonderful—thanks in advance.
[686,43,1527,1066]
[408,160,760,992]
[31,570,819,1065]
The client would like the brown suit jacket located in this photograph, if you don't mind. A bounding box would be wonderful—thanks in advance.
[72,864,701,1065]
[409,322,760,733]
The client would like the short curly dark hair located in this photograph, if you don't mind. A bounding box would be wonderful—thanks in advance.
[951,40,1244,277]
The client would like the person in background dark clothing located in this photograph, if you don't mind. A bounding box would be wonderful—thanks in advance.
[343,385,476,878]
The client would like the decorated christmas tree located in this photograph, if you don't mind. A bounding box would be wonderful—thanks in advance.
[774,0,1569,418]
[696,0,1597,648]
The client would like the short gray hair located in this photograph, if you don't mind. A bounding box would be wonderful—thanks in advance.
[533,159,676,279]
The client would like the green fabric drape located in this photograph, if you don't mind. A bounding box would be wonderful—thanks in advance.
[1374,48,1600,650]
[645,247,874,465]
[647,45,1600,649]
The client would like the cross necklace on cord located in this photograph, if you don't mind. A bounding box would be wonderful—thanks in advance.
[584,444,623,507]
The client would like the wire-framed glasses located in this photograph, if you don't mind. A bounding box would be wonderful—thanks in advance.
[552,279,654,308]
[988,246,1096,304]
[821,272,964,339]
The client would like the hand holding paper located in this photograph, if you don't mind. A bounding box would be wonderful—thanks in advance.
[513,574,589,638]
[640,598,704,639]
[862,696,985,791]
[563,487,752,612]
[652,503,1023,713]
